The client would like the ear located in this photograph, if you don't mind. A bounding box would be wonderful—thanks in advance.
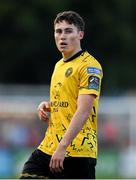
[79,31,84,40]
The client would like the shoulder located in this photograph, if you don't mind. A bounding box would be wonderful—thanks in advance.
[54,58,63,67]
[77,51,103,78]
[79,51,102,70]
[81,51,102,67]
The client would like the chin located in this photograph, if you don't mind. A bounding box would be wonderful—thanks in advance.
[59,49,66,53]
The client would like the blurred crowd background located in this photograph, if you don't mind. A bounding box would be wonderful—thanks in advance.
[0,0,136,178]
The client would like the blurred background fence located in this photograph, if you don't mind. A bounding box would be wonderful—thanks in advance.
[0,85,136,179]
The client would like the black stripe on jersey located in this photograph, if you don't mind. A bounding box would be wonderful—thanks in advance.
[63,50,85,62]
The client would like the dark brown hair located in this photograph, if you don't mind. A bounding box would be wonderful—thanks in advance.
[54,11,85,31]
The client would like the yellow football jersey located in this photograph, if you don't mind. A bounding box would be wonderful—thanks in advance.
[38,51,103,158]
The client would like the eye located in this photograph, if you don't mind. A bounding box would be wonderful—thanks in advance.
[55,29,62,34]
[65,29,73,33]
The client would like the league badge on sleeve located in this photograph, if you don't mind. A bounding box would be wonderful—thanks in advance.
[88,76,100,91]
[87,67,102,75]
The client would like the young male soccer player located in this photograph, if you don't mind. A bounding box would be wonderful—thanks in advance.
[20,10,103,179]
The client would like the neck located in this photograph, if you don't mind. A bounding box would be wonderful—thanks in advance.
[62,48,82,62]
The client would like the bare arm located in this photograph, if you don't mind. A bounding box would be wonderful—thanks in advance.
[49,94,96,172]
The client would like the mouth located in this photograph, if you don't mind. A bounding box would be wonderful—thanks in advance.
[59,42,68,47]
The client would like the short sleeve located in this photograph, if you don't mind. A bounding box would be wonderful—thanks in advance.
[78,61,103,97]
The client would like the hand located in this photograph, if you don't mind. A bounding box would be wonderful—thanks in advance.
[37,101,50,122]
[49,145,66,173]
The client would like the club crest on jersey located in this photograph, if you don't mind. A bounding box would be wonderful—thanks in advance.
[65,67,73,77]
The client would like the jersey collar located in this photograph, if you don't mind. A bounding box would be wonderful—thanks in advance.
[63,50,85,62]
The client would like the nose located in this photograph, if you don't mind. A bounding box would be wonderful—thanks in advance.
[60,31,66,40]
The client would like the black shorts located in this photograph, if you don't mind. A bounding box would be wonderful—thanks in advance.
[20,149,96,179]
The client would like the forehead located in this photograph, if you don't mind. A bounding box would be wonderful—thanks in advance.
[54,20,77,30]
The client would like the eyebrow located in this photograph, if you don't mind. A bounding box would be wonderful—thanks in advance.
[55,27,73,31]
